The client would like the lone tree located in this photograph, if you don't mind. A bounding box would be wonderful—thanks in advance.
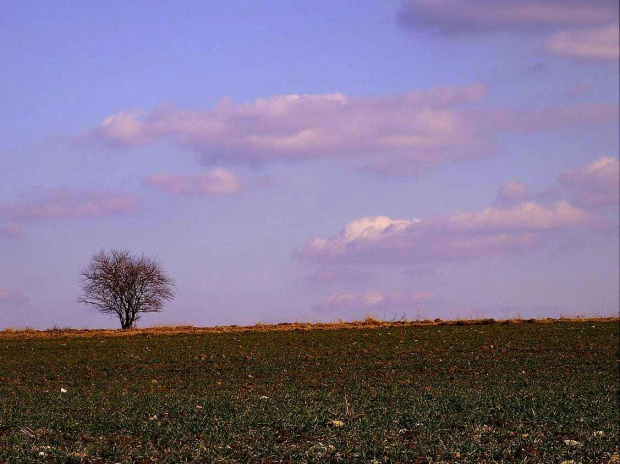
[78,249,175,329]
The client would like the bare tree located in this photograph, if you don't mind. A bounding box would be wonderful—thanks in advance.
[78,249,175,329]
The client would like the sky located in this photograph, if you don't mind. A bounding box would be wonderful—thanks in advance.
[0,0,618,329]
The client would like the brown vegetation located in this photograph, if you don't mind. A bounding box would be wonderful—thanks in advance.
[1,316,617,339]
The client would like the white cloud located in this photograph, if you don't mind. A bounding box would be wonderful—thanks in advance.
[82,86,618,176]
[297,200,596,266]
[298,157,616,270]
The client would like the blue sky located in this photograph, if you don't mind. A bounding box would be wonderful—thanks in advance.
[1,0,618,328]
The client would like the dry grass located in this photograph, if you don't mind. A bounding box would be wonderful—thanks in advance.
[1,315,617,339]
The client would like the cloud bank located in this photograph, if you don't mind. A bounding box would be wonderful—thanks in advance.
[85,84,489,172]
[83,85,617,175]
[298,157,616,267]
[297,202,596,265]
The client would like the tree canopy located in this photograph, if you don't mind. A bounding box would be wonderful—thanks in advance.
[78,249,175,329]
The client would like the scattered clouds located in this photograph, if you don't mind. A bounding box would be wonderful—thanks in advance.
[0,190,139,231]
[82,85,617,176]
[147,169,243,196]
[315,290,436,313]
[397,0,617,36]
[0,289,28,307]
[297,202,597,266]
[298,156,616,268]
[544,25,620,62]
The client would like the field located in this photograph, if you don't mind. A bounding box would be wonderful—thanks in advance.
[0,319,618,463]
